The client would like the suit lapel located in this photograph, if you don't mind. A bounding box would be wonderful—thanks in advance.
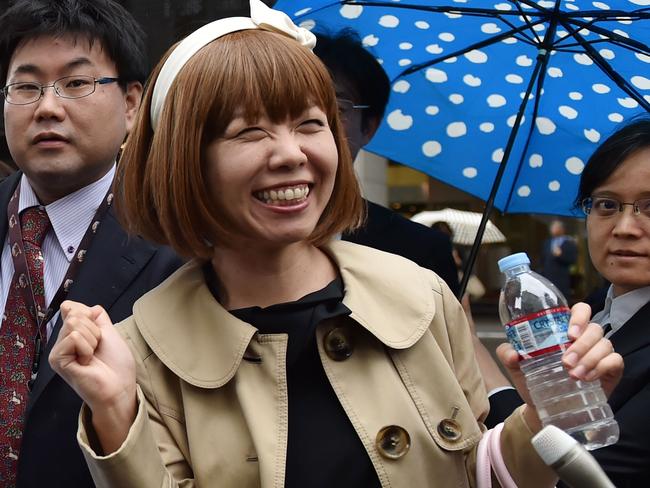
[610,301,650,357]
[26,209,159,411]
[607,302,650,410]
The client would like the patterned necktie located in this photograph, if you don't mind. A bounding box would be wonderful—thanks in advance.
[0,206,50,487]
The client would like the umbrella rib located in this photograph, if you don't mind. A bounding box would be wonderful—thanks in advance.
[458,51,547,297]
[605,39,650,58]
[491,15,540,45]
[564,9,650,20]
[555,38,625,51]
[558,19,650,112]
[502,0,562,213]
[512,1,543,45]
[562,14,650,54]
[459,0,563,298]
[514,0,650,54]
[551,15,601,50]
[503,55,548,213]
[554,38,649,59]
[551,17,649,59]
[397,20,544,79]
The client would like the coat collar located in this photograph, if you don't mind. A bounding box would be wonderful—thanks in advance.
[132,240,436,388]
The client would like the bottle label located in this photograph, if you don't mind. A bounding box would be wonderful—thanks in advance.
[505,306,572,359]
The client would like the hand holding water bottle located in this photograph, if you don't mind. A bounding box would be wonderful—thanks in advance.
[496,304,623,428]
[496,253,623,449]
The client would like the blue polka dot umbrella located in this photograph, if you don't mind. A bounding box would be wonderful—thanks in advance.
[275,0,649,216]
[274,0,649,295]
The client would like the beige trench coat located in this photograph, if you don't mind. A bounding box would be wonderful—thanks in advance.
[78,241,555,488]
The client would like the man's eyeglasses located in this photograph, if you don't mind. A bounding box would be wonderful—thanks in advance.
[2,76,120,105]
[336,98,370,116]
[581,196,650,218]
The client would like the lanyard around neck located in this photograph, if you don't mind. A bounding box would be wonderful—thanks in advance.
[6,184,113,384]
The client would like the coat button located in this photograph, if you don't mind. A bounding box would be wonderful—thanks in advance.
[324,327,353,361]
[437,418,462,442]
[376,425,411,459]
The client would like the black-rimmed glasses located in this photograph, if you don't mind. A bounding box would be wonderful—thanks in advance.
[581,196,650,218]
[2,76,120,105]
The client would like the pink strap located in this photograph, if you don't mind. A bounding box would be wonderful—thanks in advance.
[476,423,518,488]
[476,428,493,488]
[488,423,518,488]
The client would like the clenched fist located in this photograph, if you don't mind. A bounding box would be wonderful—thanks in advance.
[49,300,137,453]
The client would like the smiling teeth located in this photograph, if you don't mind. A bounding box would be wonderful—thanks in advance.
[256,185,310,205]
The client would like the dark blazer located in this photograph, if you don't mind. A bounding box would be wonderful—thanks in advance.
[590,300,650,488]
[539,236,577,300]
[0,173,183,488]
[342,200,460,296]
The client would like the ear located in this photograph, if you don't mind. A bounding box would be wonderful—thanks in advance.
[123,81,144,134]
[361,116,381,146]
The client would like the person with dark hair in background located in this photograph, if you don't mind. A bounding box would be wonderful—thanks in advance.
[539,219,577,301]
[0,1,181,486]
[572,116,650,488]
[313,30,459,296]
[482,118,650,486]
[313,31,532,429]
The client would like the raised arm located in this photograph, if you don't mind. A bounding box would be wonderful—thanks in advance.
[49,301,137,454]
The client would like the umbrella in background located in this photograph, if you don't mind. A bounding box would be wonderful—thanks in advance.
[411,208,507,245]
[275,0,649,296]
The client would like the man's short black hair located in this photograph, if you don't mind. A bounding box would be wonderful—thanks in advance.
[574,116,650,209]
[314,29,390,132]
[0,0,147,88]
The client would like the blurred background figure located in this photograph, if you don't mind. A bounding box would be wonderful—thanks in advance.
[431,220,485,302]
[313,30,460,296]
[539,219,577,301]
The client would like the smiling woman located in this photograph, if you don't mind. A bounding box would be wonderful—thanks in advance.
[118,25,361,259]
[47,1,623,487]
[573,116,650,487]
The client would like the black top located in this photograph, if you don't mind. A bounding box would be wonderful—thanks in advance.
[206,268,381,488]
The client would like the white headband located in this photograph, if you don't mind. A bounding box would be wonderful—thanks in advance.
[150,0,316,130]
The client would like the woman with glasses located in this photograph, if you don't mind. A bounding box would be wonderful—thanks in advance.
[575,117,650,488]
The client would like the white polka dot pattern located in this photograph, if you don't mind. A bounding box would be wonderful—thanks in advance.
[276,0,649,216]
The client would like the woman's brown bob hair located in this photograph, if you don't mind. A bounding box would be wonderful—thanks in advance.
[116,29,364,259]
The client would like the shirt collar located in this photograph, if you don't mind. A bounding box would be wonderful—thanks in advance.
[593,284,650,335]
[19,165,115,262]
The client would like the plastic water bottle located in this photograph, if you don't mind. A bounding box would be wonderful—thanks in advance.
[497,252,619,450]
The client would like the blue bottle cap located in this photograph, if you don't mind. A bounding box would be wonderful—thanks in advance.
[498,252,531,272]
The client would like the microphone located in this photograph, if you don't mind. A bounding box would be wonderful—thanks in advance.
[531,425,615,488]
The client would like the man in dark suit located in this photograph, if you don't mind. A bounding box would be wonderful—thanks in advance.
[539,219,577,301]
[313,31,459,295]
[0,1,181,486]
